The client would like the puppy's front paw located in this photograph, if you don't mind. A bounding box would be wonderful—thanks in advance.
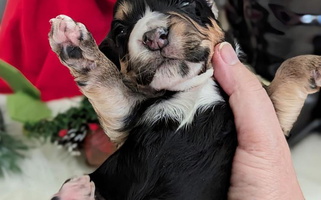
[49,15,99,73]
[275,55,321,94]
[51,175,96,200]
[295,55,321,94]
[49,15,87,57]
[268,55,321,135]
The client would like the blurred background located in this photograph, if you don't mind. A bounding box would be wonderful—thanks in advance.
[0,0,320,199]
[224,0,321,146]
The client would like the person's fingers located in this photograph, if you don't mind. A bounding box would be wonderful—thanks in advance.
[212,42,284,150]
[213,43,304,199]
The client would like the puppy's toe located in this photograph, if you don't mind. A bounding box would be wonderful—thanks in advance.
[49,15,92,60]
[49,15,86,46]
[312,68,321,87]
[306,57,321,93]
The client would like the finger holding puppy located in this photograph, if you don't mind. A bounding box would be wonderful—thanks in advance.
[212,42,304,200]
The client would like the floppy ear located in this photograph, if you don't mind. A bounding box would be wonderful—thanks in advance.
[205,0,219,19]
[99,37,121,70]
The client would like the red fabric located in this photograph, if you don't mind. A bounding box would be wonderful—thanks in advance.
[0,0,116,101]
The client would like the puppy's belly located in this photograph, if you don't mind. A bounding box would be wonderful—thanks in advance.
[90,102,237,200]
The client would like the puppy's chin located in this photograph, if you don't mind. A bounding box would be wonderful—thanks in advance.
[147,59,207,90]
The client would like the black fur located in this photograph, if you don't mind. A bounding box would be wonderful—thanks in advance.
[179,62,190,77]
[90,99,237,200]
[185,47,210,63]
[65,46,83,59]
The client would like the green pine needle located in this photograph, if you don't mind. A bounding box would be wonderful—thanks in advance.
[0,131,28,177]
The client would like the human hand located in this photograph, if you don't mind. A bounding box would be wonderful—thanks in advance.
[212,42,304,200]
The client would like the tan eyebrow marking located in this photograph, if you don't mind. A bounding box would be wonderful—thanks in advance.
[115,1,133,20]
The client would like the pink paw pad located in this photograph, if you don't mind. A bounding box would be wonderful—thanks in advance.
[49,15,87,46]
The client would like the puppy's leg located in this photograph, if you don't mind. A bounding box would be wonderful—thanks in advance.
[49,15,140,145]
[51,175,99,200]
[267,55,321,135]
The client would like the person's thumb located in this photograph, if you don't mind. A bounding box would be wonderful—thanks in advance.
[212,42,262,96]
[212,42,283,148]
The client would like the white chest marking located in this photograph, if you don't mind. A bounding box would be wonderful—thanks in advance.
[141,78,224,128]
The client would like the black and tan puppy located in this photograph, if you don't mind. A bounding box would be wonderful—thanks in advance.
[48,0,321,199]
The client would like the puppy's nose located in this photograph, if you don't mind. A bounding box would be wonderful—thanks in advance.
[143,27,169,51]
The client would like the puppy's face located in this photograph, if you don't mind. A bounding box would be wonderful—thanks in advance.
[101,0,224,92]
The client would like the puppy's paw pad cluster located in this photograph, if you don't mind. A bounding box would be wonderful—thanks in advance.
[49,15,88,46]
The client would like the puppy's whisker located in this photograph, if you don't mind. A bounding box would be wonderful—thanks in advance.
[128,50,150,64]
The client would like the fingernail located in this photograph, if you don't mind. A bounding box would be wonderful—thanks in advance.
[219,42,239,65]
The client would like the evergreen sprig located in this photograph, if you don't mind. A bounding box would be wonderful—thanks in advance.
[0,109,28,177]
[24,97,99,141]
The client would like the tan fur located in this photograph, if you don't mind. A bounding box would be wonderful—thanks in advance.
[167,12,224,64]
[205,19,225,65]
[49,15,143,146]
[76,55,142,145]
[267,55,321,135]
[114,1,132,20]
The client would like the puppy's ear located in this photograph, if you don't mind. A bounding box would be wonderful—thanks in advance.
[205,0,219,19]
[99,37,121,70]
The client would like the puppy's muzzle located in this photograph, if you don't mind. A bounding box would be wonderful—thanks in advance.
[143,27,169,51]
